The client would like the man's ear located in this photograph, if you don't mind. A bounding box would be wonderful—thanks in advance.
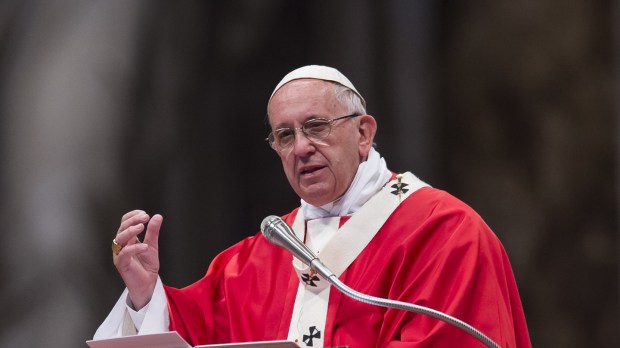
[358,115,377,158]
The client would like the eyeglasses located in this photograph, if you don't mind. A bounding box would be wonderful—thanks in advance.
[266,114,359,152]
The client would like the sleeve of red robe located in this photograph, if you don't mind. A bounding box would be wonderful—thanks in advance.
[162,212,299,346]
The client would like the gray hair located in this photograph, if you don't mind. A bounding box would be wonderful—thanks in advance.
[332,82,367,115]
[332,82,376,148]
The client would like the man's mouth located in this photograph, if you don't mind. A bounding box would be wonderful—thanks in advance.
[300,165,324,175]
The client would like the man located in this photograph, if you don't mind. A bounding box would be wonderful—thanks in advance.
[95,65,531,347]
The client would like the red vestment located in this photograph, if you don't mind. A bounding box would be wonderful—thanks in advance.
[164,187,531,347]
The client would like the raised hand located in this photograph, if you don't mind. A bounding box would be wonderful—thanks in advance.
[112,210,163,310]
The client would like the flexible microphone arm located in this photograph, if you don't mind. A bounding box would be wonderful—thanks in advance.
[261,215,501,348]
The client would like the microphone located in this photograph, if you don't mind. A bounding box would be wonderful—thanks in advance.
[260,215,334,280]
[260,215,501,348]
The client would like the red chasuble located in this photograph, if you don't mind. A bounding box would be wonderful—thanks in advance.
[164,187,531,347]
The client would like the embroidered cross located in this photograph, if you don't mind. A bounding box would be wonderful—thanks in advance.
[303,326,321,346]
[301,272,320,287]
[390,174,409,200]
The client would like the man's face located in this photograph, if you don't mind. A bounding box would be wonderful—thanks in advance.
[267,79,374,206]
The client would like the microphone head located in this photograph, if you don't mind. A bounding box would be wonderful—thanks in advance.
[260,215,335,279]
[260,215,282,241]
[260,215,316,265]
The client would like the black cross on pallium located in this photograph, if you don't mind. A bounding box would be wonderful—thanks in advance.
[390,182,409,196]
[303,326,321,346]
[301,272,320,287]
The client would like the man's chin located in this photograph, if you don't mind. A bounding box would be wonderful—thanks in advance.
[297,187,332,206]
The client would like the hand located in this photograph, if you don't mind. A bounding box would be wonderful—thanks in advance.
[112,210,162,310]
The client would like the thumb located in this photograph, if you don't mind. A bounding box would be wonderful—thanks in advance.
[142,214,162,249]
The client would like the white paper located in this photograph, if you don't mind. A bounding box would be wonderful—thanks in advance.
[86,331,190,348]
[87,332,300,348]
[196,341,300,348]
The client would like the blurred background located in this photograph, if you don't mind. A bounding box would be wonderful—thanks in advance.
[0,1,617,347]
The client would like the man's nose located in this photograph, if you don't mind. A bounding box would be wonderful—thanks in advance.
[292,129,315,155]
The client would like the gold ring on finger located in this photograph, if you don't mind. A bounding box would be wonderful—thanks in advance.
[111,238,123,255]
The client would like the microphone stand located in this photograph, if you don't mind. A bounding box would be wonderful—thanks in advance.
[262,216,501,348]
[309,258,501,348]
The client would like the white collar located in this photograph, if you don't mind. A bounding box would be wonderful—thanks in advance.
[300,147,392,220]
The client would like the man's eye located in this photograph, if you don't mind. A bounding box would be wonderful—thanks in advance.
[305,121,329,134]
[276,130,294,141]
[305,120,327,128]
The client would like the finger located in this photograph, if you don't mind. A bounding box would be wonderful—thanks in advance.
[115,223,145,246]
[118,211,149,233]
[113,242,149,263]
[120,210,146,223]
[142,214,163,250]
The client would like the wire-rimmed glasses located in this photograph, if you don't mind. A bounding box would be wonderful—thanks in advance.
[266,114,359,152]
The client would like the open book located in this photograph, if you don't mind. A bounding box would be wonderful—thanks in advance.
[86,331,300,348]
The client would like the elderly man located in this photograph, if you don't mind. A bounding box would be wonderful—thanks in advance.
[95,65,531,347]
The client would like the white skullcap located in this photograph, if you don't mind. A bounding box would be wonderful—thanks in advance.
[269,65,366,108]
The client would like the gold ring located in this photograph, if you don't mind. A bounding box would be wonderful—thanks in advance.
[112,238,123,255]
